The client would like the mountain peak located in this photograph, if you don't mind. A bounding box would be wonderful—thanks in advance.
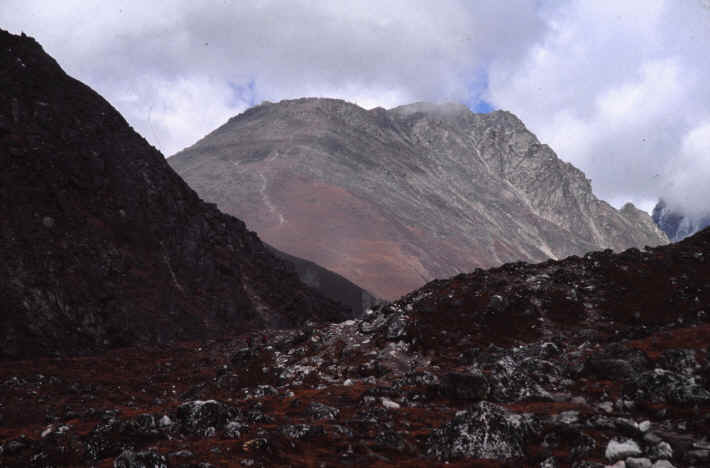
[170,99,668,299]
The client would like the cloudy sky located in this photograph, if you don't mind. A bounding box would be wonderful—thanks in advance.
[3,0,710,216]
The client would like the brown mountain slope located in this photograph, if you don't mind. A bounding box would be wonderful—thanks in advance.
[0,31,351,359]
[170,98,668,299]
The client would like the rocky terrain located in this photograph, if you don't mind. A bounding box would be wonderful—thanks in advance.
[1,226,708,467]
[652,200,710,242]
[0,30,355,360]
[3,29,709,468]
[170,99,668,299]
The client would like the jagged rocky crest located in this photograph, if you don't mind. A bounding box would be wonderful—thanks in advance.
[170,97,668,299]
[0,30,352,359]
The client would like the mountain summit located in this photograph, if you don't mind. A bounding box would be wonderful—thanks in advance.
[170,98,668,299]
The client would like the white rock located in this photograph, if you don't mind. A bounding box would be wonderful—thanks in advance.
[606,461,625,468]
[599,401,614,413]
[653,441,673,459]
[41,425,53,438]
[343,379,353,386]
[638,420,651,432]
[606,439,642,460]
[158,415,173,427]
[381,397,400,409]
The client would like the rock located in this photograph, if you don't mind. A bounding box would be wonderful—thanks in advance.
[583,358,636,381]
[307,401,340,421]
[605,439,642,461]
[488,356,554,402]
[625,369,710,405]
[599,402,614,413]
[374,427,406,451]
[649,441,673,459]
[657,349,698,375]
[86,415,163,460]
[113,449,168,468]
[426,401,536,461]
[224,421,246,439]
[175,400,236,435]
[650,461,675,468]
[381,397,401,409]
[540,342,561,359]
[386,314,409,340]
[638,421,651,433]
[280,424,323,440]
[543,426,596,459]
[170,449,193,458]
[242,438,268,452]
[625,458,652,468]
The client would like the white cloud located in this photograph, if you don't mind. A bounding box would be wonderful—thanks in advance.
[0,0,544,155]
[2,0,710,218]
[663,121,710,217]
[488,0,710,215]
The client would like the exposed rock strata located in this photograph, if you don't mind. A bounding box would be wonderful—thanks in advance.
[170,98,668,299]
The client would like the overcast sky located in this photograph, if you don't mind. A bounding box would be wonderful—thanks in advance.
[3,0,710,216]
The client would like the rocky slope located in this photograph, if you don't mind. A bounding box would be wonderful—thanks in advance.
[1,227,708,467]
[266,243,379,315]
[0,30,353,359]
[652,199,710,242]
[170,98,668,299]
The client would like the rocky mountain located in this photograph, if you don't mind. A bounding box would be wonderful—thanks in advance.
[652,199,710,242]
[2,227,708,466]
[169,98,668,300]
[0,30,353,359]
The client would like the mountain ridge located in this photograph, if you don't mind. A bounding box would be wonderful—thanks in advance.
[170,97,668,299]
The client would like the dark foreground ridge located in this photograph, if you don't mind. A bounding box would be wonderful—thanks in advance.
[0,29,352,359]
[1,217,708,466]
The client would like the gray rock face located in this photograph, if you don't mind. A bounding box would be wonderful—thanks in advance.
[170,98,668,299]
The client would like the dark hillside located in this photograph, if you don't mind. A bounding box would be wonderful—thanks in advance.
[0,30,350,359]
